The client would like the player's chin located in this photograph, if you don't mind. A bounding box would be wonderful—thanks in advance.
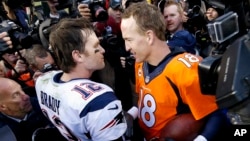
[98,62,105,70]
[136,57,144,63]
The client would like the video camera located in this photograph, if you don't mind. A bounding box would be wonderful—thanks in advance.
[198,11,250,110]
[187,5,201,19]
[77,0,108,22]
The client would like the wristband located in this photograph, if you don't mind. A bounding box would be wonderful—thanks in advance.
[127,106,138,120]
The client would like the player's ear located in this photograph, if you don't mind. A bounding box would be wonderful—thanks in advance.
[72,50,83,62]
[146,30,154,45]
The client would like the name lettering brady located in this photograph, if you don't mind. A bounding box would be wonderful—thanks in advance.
[40,91,60,115]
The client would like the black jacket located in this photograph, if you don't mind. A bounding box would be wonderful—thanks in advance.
[0,97,51,141]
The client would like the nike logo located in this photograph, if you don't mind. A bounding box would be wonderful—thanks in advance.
[108,104,118,110]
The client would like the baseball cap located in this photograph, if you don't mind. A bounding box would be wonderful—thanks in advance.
[109,0,121,9]
[208,5,224,16]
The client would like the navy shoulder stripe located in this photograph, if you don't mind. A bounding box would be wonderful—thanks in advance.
[80,92,117,118]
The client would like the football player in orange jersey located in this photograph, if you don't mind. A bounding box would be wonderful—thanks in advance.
[121,2,231,141]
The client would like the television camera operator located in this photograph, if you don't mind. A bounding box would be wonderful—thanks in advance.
[198,0,250,126]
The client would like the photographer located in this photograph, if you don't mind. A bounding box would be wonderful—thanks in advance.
[0,31,35,96]
[24,44,57,72]
[23,44,58,81]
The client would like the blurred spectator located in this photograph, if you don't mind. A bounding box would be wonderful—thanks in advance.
[1,0,31,33]
[205,5,223,22]
[108,0,123,23]
[46,0,69,19]
[23,44,58,82]
[0,77,65,141]
[163,0,197,54]
[35,17,128,140]
[0,32,35,96]
[24,44,57,72]
[195,3,224,57]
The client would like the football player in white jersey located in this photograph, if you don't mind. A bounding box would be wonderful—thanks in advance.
[35,17,127,141]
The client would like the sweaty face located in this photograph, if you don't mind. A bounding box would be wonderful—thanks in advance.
[0,80,32,119]
[121,16,150,63]
[163,4,184,34]
[81,32,105,71]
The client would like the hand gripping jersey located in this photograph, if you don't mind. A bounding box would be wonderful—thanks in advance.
[35,71,127,141]
[135,52,218,140]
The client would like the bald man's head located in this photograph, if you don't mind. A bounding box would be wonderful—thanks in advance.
[0,78,32,119]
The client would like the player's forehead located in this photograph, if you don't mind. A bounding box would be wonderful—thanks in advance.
[121,17,138,35]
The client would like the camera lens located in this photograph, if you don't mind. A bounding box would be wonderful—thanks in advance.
[93,5,109,21]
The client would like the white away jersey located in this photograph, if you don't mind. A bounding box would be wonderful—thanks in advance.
[35,71,127,141]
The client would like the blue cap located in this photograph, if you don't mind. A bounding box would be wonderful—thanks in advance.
[109,0,121,9]
[167,30,196,54]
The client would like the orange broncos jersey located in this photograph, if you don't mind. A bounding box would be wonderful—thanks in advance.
[135,52,218,140]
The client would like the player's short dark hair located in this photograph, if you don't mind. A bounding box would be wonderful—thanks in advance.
[49,17,94,73]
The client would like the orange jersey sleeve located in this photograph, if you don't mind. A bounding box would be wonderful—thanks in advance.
[135,53,218,140]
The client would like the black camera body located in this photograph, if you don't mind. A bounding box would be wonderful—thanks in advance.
[198,11,250,109]
[187,5,201,19]
[0,20,33,55]
[198,9,250,125]
[78,0,108,22]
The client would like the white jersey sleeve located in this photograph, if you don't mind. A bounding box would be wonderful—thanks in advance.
[35,71,127,141]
